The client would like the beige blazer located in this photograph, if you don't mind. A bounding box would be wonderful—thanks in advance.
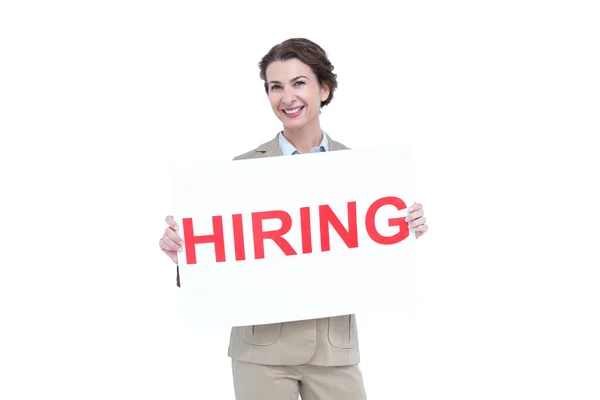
[177,133,360,367]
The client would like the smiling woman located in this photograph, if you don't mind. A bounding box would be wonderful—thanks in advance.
[258,38,338,154]
[158,37,428,400]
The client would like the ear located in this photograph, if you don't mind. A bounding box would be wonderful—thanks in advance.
[320,83,330,102]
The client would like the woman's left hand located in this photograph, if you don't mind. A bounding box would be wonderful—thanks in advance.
[406,202,428,239]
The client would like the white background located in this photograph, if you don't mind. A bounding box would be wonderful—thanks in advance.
[1,1,599,399]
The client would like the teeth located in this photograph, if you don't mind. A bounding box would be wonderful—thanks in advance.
[284,107,302,114]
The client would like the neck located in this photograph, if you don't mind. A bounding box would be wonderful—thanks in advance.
[282,119,323,154]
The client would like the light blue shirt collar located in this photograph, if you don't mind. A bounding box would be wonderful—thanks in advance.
[278,131,329,155]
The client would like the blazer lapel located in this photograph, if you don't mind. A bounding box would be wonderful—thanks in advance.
[254,134,283,158]
[328,137,348,151]
[253,131,348,158]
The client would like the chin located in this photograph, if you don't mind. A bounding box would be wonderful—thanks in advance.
[283,121,308,131]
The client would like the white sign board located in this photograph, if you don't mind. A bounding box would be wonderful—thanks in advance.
[169,146,416,328]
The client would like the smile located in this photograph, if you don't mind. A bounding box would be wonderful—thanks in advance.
[282,106,305,117]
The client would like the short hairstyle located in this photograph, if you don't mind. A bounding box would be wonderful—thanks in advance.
[258,38,338,108]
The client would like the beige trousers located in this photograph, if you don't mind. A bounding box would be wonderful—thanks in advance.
[231,359,367,400]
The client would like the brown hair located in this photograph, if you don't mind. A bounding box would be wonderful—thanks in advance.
[258,38,338,108]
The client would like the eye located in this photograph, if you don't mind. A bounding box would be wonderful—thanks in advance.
[270,84,281,91]
[294,80,306,86]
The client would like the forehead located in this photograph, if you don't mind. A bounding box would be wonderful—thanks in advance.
[266,58,316,82]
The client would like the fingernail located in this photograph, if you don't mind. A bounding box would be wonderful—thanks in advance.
[177,247,182,252]
[174,225,179,231]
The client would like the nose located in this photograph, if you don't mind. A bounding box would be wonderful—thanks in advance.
[281,86,297,106]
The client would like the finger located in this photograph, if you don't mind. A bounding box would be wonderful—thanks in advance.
[408,202,422,212]
[405,209,424,223]
[159,237,167,251]
[161,236,182,252]
[410,217,426,228]
[159,237,173,252]
[165,215,179,231]
[413,224,428,232]
[165,227,183,245]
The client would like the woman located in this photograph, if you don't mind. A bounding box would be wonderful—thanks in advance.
[159,38,428,400]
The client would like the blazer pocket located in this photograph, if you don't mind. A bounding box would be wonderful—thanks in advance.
[235,322,282,346]
[328,315,358,349]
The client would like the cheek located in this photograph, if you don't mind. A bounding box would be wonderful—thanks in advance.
[268,94,279,109]
[314,89,324,105]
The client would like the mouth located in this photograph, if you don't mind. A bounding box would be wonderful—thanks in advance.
[281,106,305,118]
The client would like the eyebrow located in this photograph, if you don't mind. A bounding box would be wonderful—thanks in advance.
[268,76,309,85]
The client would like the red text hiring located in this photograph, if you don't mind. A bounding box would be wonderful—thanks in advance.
[182,196,410,264]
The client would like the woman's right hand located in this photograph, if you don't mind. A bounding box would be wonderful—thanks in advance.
[159,215,182,265]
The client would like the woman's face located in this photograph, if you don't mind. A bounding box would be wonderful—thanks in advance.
[265,58,330,131]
